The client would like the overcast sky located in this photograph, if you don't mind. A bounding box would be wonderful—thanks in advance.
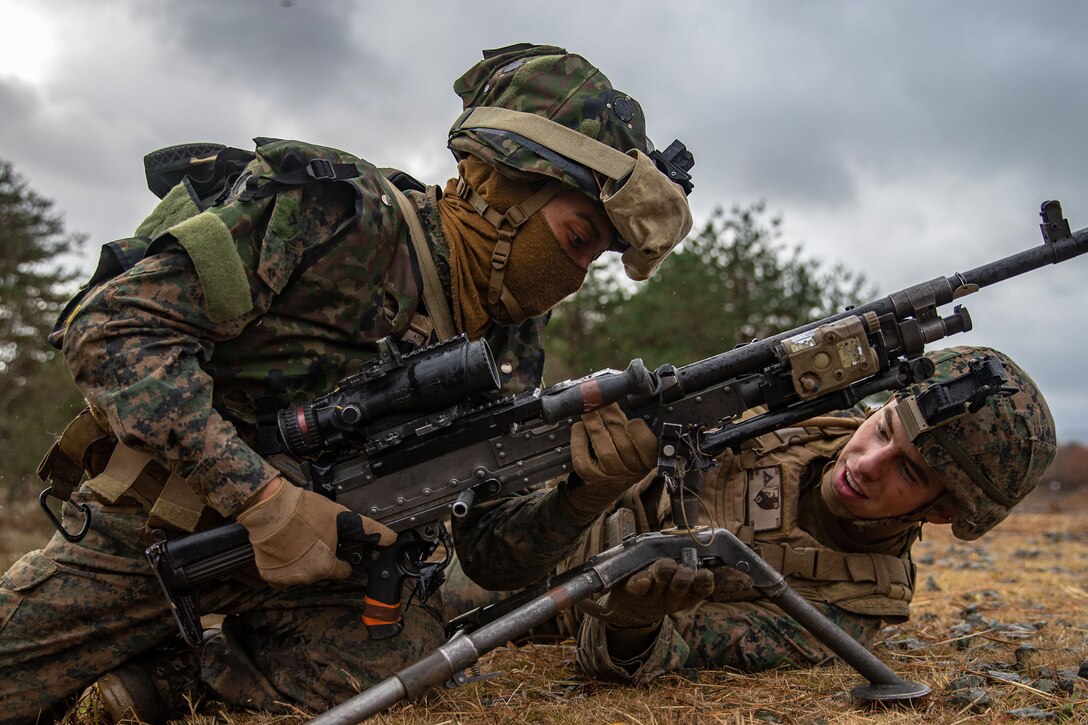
[2,0,1086,443]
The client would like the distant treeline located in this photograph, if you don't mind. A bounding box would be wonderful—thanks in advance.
[1045,443,1088,492]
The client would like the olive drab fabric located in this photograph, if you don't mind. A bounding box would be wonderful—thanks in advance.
[907,346,1057,540]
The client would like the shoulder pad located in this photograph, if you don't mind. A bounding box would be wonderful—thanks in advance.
[381,168,427,193]
[143,142,255,208]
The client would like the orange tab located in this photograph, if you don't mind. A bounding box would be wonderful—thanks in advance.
[361,596,402,626]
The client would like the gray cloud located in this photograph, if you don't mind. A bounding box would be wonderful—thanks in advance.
[4,0,1086,441]
[130,0,381,103]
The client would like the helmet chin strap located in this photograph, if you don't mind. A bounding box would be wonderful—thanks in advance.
[841,508,931,531]
[454,176,562,324]
[850,491,957,531]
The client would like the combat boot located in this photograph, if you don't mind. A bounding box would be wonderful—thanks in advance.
[97,633,210,724]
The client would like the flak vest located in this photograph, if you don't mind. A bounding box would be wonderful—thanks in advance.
[610,417,917,621]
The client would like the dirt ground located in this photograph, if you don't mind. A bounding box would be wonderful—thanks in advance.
[3,486,1086,724]
[362,487,1088,724]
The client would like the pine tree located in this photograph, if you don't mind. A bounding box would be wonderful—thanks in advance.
[0,161,87,494]
[545,202,874,381]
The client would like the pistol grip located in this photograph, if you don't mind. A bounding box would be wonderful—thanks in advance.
[360,537,408,640]
[146,537,208,648]
[362,594,404,640]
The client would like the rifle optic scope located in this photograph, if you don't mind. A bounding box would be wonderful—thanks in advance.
[278,337,500,456]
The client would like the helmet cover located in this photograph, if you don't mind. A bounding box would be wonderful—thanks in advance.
[449,43,650,194]
[906,346,1057,540]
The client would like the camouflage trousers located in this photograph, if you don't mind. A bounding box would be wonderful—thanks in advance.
[0,489,445,724]
[678,599,882,671]
[576,597,883,682]
[441,551,510,623]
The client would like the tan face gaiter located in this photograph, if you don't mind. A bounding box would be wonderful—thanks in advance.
[437,157,587,336]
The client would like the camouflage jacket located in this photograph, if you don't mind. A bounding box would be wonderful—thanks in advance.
[61,139,546,518]
[573,412,919,681]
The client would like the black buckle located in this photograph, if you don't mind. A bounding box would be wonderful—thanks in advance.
[307,158,336,180]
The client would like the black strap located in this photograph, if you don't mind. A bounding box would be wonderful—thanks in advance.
[239,159,362,201]
[255,396,284,456]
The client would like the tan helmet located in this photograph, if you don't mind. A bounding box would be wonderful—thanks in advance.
[447,43,693,286]
[894,346,1057,540]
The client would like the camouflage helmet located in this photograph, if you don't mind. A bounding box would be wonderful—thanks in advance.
[447,43,693,282]
[898,346,1057,541]
[449,43,651,194]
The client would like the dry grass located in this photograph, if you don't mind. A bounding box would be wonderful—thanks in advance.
[6,487,1085,724]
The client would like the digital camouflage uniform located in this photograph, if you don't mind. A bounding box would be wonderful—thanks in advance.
[0,138,546,722]
[570,411,908,682]
[438,40,697,621]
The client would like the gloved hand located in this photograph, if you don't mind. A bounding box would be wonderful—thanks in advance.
[237,478,396,588]
[710,566,761,603]
[563,403,657,516]
[603,558,715,628]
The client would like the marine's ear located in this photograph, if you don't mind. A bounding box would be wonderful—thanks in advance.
[925,494,957,525]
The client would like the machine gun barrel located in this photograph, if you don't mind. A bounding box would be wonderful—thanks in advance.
[674,201,1087,398]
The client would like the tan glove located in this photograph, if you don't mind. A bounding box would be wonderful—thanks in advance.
[602,558,715,628]
[237,479,396,588]
[564,403,658,515]
[710,566,761,603]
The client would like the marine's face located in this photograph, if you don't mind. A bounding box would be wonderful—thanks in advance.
[827,399,948,520]
[539,190,618,270]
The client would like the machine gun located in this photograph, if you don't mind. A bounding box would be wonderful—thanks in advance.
[148,200,1085,709]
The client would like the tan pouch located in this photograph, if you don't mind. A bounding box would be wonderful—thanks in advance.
[601,150,692,281]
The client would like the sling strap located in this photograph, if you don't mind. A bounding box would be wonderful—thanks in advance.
[37,411,208,533]
[386,182,457,342]
[36,408,112,504]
